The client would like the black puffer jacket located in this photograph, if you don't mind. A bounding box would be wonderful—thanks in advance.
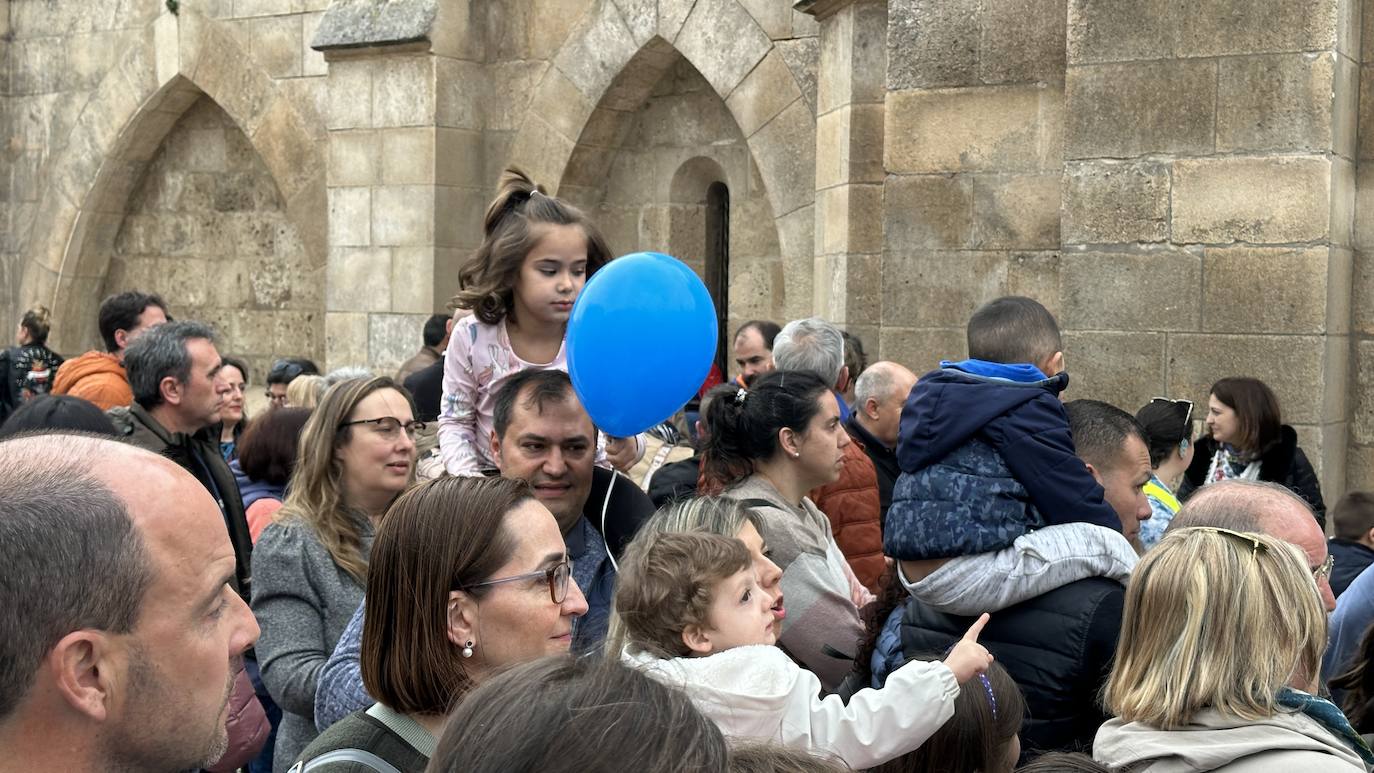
[1179,425,1326,529]
[899,577,1124,756]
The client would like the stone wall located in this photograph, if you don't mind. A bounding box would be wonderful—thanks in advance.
[574,56,785,339]
[104,96,322,385]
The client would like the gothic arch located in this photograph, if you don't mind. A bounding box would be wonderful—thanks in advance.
[507,0,818,318]
[18,8,327,352]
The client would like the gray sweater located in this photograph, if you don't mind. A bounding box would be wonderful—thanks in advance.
[251,513,373,771]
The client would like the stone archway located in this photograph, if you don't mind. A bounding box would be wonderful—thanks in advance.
[18,8,326,353]
[506,0,818,319]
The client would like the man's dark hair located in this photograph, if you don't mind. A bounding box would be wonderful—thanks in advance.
[0,436,152,720]
[492,369,589,441]
[422,314,449,348]
[1065,399,1147,472]
[265,357,320,387]
[966,296,1061,365]
[124,320,217,410]
[1334,492,1374,542]
[97,291,167,353]
[735,320,782,350]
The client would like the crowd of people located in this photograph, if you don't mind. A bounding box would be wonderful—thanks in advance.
[1,167,1372,773]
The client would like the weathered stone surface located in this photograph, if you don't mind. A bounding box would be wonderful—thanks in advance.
[1334,53,1357,159]
[1062,160,1170,245]
[885,85,1048,173]
[435,56,486,130]
[1167,333,1325,424]
[325,311,370,369]
[675,0,773,97]
[381,127,437,185]
[328,130,380,186]
[1215,54,1335,153]
[774,37,820,114]
[887,0,980,90]
[882,251,1007,327]
[327,186,371,246]
[725,50,802,137]
[327,247,392,311]
[326,58,373,130]
[1060,249,1202,331]
[553,0,640,101]
[748,99,817,217]
[1006,251,1063,318]
[251,14,304,79]
[1172,156,1331,244]
[978,0,1066,85]
[1065,60,1217,160]
[372,55,435,128]
[372,185,434,246]
[879,326,967,372]
[1067,0,1172,64]
[1201,247,1330,334]
[311,0,437,50]
[1354,340,1374,443]
[741,0,793,38]
[1061,331,1166,410]
[884,174,973,250]
[970,173,1059,250]
[816,183,882,255]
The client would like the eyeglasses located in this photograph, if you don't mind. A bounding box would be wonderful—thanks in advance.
[1313,554,1335,582]
[461,560,572,604]
[1199,526,1267,558]
[265,390,289,405]
[339,416,427,440]
[1150,397,1194,430]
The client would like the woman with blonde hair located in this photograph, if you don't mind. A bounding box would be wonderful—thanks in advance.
[251,376,421,770]
[287,373,327,409]
[1094,527,1373,772]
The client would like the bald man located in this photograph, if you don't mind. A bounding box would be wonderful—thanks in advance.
[1168,479,1335,612]
[848,361,919,523]
[0,435,260,772]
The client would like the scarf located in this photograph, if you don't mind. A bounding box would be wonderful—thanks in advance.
[1276,688,1374,765]
[1206,443,1261,484]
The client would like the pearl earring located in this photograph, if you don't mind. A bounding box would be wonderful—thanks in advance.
[461,640,474,658]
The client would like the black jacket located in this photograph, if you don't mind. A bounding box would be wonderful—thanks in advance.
[900,577,1124,756]
[845,415,898,527]
[1329,538,1374,599]
[402,358,443,423]
[1180,425,1326,528]
[108,403,254,599]
[647,453,702,509]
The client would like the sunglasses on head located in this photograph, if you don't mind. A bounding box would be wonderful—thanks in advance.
[1150,397,1194,430]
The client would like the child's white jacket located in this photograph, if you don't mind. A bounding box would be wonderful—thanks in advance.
[622,644,960,769]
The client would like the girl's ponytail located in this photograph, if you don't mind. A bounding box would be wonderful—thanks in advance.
[481,167,543,238]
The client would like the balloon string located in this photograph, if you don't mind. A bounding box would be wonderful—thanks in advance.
[603,470,618,573]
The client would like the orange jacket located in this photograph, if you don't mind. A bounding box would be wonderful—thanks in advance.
[810,434,886,593]
[52,351,132,411]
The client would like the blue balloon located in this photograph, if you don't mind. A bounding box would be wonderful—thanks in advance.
[567,252,718,438]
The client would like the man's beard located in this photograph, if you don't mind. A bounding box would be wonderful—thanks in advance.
[105,648,239,772]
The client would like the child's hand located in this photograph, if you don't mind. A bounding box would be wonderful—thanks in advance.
[943,613,994,683]
[606,436,636,471]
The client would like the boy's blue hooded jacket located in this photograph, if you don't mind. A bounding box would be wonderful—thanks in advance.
[883,360,1122,560]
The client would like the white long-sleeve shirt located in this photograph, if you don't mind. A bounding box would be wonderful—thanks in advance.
[623,644,959,769]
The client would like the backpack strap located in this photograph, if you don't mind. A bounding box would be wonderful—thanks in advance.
[738,498,783,512]
[293,749,403,773]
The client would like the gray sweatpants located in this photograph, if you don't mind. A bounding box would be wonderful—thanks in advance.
[899,523,1137,616]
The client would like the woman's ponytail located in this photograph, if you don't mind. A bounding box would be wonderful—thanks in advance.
[20,305,52,346]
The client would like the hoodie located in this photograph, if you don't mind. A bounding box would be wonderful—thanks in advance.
[884,360,1121,561]
[51,350,133,411]
[623,644,958,770]
[1094,709,1367,773]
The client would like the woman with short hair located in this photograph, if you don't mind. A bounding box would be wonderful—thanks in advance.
[1094,527,1372,772]
[1180,377,1325,525]
[293,475,589,771]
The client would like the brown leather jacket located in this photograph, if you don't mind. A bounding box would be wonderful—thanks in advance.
[810,434,886,593]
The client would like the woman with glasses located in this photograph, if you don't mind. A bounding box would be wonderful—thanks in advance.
[216,355,250,461]
[1094,527,1371,772]
[251,376,421,770]
[1133,398,1195,550]
[293,475,587,772]
[1180,377,1327,527]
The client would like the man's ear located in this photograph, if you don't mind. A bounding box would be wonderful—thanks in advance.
[446,590,480,650]
[49,630,120,722]
[863,396,882,421]
[1363,526,1374,547]
[159,375,183,407]
[113,329,132,352]
[488,430,502,465]
[1084,461,1104,487]
[681,624,713,656]
[836,365,851,394]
